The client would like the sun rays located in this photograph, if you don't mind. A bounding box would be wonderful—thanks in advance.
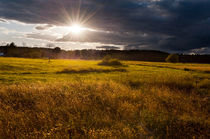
[68,24,84,35]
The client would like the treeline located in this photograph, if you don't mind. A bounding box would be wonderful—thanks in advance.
[0,44,210,63]
[179,55,210,63]
[0,45,169,62]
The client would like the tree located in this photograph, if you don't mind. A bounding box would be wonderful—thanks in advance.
[53,47,61,53]
[46,43,55,62]
[165,54,179,63]
[9,42,17,47]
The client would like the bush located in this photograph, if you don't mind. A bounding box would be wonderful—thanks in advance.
[98,55,122,66]
[165,54,179,63]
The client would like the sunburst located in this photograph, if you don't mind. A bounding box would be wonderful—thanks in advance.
[69,24,84,35]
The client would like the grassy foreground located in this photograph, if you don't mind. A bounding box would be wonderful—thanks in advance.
[0,57,209,138]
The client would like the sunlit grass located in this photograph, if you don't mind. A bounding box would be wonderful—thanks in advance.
[0,57,209,138]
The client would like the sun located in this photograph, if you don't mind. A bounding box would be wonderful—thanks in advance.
[69,24,84,35]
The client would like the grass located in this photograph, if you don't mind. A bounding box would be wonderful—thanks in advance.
[0,57,209,138]
[57,68,126,74]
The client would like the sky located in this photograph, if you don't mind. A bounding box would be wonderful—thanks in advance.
[0,0,210,54]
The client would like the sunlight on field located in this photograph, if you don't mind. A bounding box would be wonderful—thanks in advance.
[0,57,209,138]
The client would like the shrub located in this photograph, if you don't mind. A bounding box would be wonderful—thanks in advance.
[165,54,179,63]
[98,56,122,66]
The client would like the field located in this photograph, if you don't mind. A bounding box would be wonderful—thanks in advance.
[0,57,209,138]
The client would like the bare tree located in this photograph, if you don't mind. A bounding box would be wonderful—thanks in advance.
[46,43,55,62]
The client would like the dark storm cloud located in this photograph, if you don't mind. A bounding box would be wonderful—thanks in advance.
[0,0,210,52]
[56,29,164,46]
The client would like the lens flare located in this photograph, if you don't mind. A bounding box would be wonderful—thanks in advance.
[69,24,84,34]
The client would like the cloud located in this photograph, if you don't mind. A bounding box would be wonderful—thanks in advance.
[189,47,210,55]
[96,46,121,50]
[123,43,153,50]
[56,29,164,47]
[0,0,210,52]
[0,27,17,35]
[35,24,53,30]
[26,33,58,41]
[0,18,8,23]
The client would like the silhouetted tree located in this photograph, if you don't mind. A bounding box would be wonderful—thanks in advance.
[9,42,17,48]
[53,47,61,53]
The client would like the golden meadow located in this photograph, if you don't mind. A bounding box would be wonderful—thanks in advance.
[0,57,209,138]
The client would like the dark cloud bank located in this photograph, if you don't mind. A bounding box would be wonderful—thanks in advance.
[0,0,210,53]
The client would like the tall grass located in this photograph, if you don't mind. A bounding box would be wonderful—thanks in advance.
[0,57,209,138]
[0,79,209,138]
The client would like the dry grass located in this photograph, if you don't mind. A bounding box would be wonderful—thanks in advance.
[0,57,209,138]
[57,68,126,74]
[0,80,209,138]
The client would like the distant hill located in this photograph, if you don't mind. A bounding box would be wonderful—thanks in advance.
[0,46,210,63]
